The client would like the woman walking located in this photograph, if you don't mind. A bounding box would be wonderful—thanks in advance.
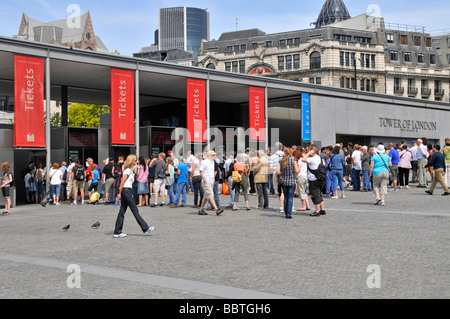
[278,147,299,219]
[0,162,14,216]
[113,155,155,238]
[370,145,392,206]
[191,153,204,208]
[253,150,269,209]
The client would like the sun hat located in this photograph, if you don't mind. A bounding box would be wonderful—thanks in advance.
[376,145,385,154]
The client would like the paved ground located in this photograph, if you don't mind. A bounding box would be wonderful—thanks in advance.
[0,182,449,300]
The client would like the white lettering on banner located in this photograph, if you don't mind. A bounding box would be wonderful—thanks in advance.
[192,88,202,122]
[23,68,35,111]
[118,79,127,118]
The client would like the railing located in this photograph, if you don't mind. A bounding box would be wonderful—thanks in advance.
[421,88,431,95]
[394,87,404,94]
[384,22,426,33]
[408,88,418,96]
[435,89,445,97]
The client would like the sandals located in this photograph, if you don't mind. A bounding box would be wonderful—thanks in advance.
[2,212,10,216]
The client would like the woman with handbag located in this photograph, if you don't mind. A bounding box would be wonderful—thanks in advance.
[370,144,392,206]
[137,157,150,207]
[232,153,251,212]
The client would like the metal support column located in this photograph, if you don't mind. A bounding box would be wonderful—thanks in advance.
[45,53,51,192]
[135,66,140,158]
[206,74,211,151]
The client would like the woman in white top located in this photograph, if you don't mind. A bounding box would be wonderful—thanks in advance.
[190,153,203,208]
[294,148,311,211]
[113,155,155,238]
[49,163,63,205]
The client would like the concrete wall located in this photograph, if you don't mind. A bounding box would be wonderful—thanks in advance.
[311,94,450,147]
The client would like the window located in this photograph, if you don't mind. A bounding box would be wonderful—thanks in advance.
[340,52,344,66]
[447,54,450,64]
[239,61,245,74]
[233,45,240,52]
[316,78,322,85]
[418,53,425,63]
[414,36,421,46]
[365,54,370,68]
[232,61,238,72]
[426,37,432,47]
[225,62,231,72]
[360,79,365,91]
[286,55,292,70]
[408,79,416,91]
[310,51,321,69]
[371,55,376,68]
[252,43,258,49]
[294,37,301,44]
[279,39,286,47]
[433,38,441,49]
[390,50,399,61]
[346,78,350,89]
[345,52,350,66]
[226,46,233,52]
[293,54,300,68]
[278,56,285,70]
[386,33,394,44]
[394,78,402,91]
[310,78,315,84]
[360,53,365,67]
[401,35,408,45]
[287,38,293,46]
[371,80,376,92]
[265,41,272,47]
[340,77,345,88]
[404,52,412,62]
[351,53,356,66]
[430,54,436,64]
[240,44,247,51]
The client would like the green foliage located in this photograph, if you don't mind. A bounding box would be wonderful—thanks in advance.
[68,103,111,128]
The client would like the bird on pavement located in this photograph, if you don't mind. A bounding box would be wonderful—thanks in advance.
[91,221,101,229]
[63,224,70,232]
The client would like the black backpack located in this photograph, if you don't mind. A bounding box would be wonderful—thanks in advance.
[308,163,327,181]
[74,166,85,181]
[113,163,122,180]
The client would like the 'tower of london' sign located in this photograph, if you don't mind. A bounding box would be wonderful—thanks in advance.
[379,118,437,133]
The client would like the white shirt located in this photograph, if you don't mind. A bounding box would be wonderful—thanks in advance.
[187,155,196,172]
[123,168,135,188]
[352,150,362,170]
[307,155,322,181]
[200,159,215,184]
[297,159,308,178]
[50,168,63,185]
[67,163,75,182]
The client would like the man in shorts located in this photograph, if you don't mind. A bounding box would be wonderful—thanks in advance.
[198,151,224,216]
[150,153,168,207]
[71,159,86,205]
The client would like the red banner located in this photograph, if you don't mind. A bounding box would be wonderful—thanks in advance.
[187,79,206,143]
[14,55,45,148]
[249,86,266,141]
[111,69,135,145]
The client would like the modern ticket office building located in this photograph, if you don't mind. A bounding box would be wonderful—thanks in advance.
[1,35,450,205]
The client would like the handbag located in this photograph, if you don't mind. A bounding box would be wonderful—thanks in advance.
[379,154,394,181]
[223,181,230,195]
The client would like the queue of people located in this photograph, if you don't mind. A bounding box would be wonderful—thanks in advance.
[2,137,449,218]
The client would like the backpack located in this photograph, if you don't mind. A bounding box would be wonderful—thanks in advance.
[75,166,85,181]
[308,162,327,181]
[8,172,15,187]
[232,170,243,183]
[113,163,122,180]
[158,163,167,179]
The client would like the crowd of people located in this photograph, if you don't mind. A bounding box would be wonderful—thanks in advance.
[2,137,449,220]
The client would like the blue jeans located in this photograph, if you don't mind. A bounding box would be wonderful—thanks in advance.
[168,180,175,205]
[363,170,371,190]
[214,180,220,208]
[50,184,61,198]
[352,169,361,191]
[282,184,296,216]
[331,169,344,193]
[187,171,194,191]
[267,173,275,194]
[227,176,235,207]
[175,182,187,206]
[114,188,150,235]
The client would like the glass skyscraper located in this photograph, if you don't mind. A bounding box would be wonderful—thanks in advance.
[158,7,210,56]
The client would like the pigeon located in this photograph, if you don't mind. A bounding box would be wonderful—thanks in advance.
[91,221,101,229]
[63,224,70,232]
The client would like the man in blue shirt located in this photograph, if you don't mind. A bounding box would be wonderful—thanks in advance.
[171,160,189,207]
[425,145,449,196]
[388,143,400,192]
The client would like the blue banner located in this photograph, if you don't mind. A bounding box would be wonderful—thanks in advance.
[302,93,311,142]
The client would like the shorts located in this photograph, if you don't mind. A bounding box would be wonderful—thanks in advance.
[390,165,399,180]
[66,181,73,197]
[201,182,214,200]
[105,178,115,194]
[309,180,324,205]
[153,179,166,193]
[73,180,85,194]
[2,187,10,198]
[373,171,389,195]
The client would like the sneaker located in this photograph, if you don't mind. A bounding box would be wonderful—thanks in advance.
[425,191,433,195]
[81,200,85,205]
[113,233,127,238]
[55,202,61,206]
[380,201,386,206]
[374,198,382,205]
[216,209,224,216]
[144,226,155,235]
[443,192,450,196]
[389,188,398,192]
[151,203,157,208]
[198,210,208,216]
[319,210,327,215]
[72,201,77,206]
[332,196,338,199]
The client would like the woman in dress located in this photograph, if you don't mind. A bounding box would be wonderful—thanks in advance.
[0,162,13,216]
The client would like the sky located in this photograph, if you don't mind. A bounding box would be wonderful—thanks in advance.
[1,0,450,56]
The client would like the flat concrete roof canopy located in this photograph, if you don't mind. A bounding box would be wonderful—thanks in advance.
[1,35,449,114]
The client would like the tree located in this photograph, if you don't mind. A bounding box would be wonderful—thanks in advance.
[68,103,111,128]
